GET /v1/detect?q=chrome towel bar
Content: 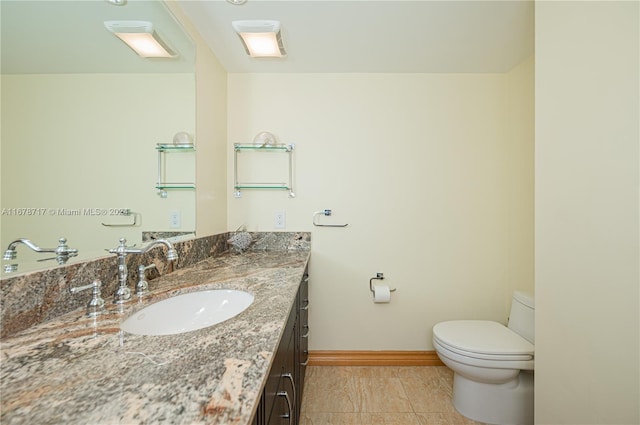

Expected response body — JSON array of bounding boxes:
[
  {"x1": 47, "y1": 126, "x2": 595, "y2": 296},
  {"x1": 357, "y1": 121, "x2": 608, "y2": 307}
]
[{"x1": 312, "y1": 209, "x2": 348, "y2": 227}]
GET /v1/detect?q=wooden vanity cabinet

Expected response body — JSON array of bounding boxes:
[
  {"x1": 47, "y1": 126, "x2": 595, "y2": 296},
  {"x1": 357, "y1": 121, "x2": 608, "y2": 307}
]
[
  {"x1": 296, "y1": 272, "x2": 309, "y2": 422},
  {"x1": 253, "y1": 269, "x2": 309, "y2": 425}
]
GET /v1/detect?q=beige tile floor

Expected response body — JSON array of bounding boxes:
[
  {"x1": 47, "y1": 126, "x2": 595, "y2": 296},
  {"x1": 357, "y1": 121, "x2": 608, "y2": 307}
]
[{"x1": 299, "y1": 366, "x2": 487, "y2": 425}]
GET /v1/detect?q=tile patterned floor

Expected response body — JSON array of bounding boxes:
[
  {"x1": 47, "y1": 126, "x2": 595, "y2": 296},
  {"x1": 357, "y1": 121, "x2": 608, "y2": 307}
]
[{"x1": 299, "y1": 366, "x2": 487, "y2": 425}]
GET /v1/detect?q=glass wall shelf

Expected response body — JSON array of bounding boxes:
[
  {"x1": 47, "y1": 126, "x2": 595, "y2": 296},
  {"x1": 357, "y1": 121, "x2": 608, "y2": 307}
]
[
  {"x1": 156, "y1": 143, "x2": 196, "y2": 197},
  {"x1": 156, "y1": 143, "x2": 196, "y2": 151},
  {"x1": 155, "y1": 183, "x2": 196, "y2": 190},
  {"x1": 234, "y1": 143, "x2": 293, "y2": 151},
  {"x1": 233, "y1": 143, "x2": 295, "y2": 198}
]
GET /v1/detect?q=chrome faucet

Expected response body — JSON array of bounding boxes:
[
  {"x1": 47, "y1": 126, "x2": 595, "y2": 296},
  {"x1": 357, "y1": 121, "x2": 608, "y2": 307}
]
[
  {"x1": 3, "y1": 237, "x2": 78, "y2": 264},
  {"x1": 108, "y1": 238, "x2": 178, "y2": 304}
]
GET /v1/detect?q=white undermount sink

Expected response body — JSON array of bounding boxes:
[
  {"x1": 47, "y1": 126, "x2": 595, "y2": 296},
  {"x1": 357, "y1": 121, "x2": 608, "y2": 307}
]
[{"x1": 120, "y1": 289, "x2": 254, "y2": 336}]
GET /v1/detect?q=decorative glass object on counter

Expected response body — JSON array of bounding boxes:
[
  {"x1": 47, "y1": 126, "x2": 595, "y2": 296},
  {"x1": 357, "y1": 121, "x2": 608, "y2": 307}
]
[{"x1": 227, "y1": 225, "x2": 253, "y2": 253}]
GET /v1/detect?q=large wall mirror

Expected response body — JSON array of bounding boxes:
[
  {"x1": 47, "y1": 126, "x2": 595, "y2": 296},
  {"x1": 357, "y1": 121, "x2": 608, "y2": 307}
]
[{"x1": 1, "y1": 0, "x2": 196, "y2": 274}]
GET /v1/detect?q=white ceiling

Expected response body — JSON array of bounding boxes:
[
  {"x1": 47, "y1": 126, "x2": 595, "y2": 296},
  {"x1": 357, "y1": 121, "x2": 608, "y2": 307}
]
[
  {"x1": 1, "y1": 0, "x2": 534, "y2": 75},
  {"x1": 176, "y1": 0, "x2": 534, "y2": 73},
  {"x1": 1, "y1": 0, "x2": 195, "y2": 74}
]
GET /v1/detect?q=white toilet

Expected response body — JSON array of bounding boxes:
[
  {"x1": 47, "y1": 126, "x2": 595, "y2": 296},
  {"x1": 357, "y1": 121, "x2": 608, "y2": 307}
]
[{"x1": 432, "y1": 291, "x2": 535, "y2": 425}]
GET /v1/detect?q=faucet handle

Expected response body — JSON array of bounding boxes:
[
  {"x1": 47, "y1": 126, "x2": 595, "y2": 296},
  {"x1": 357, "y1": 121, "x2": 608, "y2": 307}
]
[
  {"x1": 55, "y1": 237, "x2": 78, "y2": 264},
  {"x1": 70, "y1": 280, "x2": 105, "y2": 317},
  {"x1": 3, "y1": 247, "x2": 18, "y2": 260},
  {"x1": 108, "y1": 238, "x2": 140, "y2": 255},
  {"x1": 108, "y1": 238, "x2": 128, "y2": 254},
  {"x1": 56, "y1": 237, "x2": 78, "y2": 255},
  {"x1": 136, "y1": 264, "x2": 157, "y2": 296}
]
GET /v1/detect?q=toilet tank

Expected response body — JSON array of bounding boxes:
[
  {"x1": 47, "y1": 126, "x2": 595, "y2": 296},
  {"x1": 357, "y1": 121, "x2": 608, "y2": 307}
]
[{"x1": 507, "y1": 291, "x2": 535, "y2": 344}]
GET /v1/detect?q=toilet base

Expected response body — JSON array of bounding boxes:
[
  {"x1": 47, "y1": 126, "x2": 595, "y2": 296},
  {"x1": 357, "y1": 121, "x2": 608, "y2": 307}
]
[{"x1": 452, "y1": 370, "x2": 534, "y2": 425}]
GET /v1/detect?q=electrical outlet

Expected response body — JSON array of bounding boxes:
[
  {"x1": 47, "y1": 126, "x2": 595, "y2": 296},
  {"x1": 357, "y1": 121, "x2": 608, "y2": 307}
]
[
  {"x1": 275, "y1": 211, "x2": 286, "y2": 229},
  {"x1": 169, "y1": 211, "x2": 181, "y2": 229}
]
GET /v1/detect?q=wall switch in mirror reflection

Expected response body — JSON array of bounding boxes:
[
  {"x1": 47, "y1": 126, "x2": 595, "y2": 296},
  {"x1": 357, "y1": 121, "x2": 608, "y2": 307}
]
[
  {"x1": 169, "y1": 211, "x2": 181, "y2": 229},
  {"x1": 275, "y1": 211, "x2": 286, "y2": 229}
]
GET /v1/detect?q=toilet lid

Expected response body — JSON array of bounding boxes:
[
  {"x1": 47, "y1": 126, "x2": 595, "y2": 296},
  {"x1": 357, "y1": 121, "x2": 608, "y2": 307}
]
[{"x1": 433, "y1": 320, "x2": 534, "y2": 360}]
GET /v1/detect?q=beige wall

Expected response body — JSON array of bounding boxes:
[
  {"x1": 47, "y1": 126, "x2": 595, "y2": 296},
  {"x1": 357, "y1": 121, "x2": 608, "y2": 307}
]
[
  {"x1": 168, "y1": 0, "x2": 228, "y2": 237},
  {"x1": 535, "y1": 1, "x2": 639, "y2": 423},
  {"x1": 228, "y1": 65, "x2": 534, "y2": 350},
  {"x1": 506, "y1": 56, "x2": 535, "y2": 300},
  {"x1": 1, "y1": 73, "x2": 195, "y2": 261}
]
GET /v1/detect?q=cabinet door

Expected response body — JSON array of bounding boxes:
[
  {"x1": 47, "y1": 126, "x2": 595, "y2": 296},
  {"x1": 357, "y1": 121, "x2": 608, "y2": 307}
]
[
  {"x1": 296, "y1": 271, "x2": 310, "y2": 421},
  {"x1": 261, "y1": 268, "x2": 308, "y2": 425},
  {"x1": 252, "y1": 392, "x2": 265, "y2": 425},
  {"x1": 267, "y1": 376, "x2": 286, "y2": 425},
  {"x1": 284, "y1": 326, "x2": 296, "y2": 424},
  {"x1": 269, "y1": 327, "x2": 296, "y2": 425},
  {"x1": 264, "y1": 362, "x2": 283, "y2": 424},
  {"x1": 265, "y1": 296, "x2": 297, "y2": 425}
]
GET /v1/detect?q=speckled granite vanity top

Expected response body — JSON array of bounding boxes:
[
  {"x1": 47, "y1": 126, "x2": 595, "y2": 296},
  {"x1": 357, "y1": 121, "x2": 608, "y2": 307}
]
[{"x1": 1, "y1": 250, "x2": 310, "y2": 425}]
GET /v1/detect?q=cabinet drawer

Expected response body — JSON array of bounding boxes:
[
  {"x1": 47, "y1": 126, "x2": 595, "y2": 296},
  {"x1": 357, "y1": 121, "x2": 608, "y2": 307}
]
[
  {"x1": 255, "y1": 266, "x2": 309, "y2": 425},
  {"x1": 265, "y1": 298, "x2": 297, "y2": 424}
]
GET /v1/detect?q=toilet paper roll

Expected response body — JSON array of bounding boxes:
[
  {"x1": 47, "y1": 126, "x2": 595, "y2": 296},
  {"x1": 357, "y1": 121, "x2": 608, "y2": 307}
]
[{"x1": 373, "y1": 285, "x2": 391, "y2": 303}]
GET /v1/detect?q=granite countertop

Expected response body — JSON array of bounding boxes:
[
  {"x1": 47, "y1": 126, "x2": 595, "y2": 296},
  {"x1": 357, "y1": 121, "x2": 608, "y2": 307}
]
[{"x1": 0, "y1": 250, "x2": 310, "y2": 425}]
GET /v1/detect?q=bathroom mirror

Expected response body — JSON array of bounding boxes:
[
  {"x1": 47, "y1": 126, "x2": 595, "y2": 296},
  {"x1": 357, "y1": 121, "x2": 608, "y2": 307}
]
[{"x1": 0, "y1": 0, "x2": 197, "y2": 274}]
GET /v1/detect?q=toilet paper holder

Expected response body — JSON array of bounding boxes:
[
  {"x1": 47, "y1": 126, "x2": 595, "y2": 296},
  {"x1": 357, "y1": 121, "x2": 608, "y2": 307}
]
[{"x1": 369, "y1": 272, "x2": 396, "y2": 294}]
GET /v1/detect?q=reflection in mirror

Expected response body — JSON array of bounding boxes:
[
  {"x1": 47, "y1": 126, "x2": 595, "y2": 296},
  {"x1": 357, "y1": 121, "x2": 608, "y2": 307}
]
[{"x1": 0, "y1": 0, "x2": 197, "y2": 275}]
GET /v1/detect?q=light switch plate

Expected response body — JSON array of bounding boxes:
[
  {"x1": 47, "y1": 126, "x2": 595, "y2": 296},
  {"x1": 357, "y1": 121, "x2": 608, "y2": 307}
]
[
  {"x1": 275, "y1": 211, "x2": 286, "y2": 229},
  {"x1": 169, "y1": 211, "x2": 181, "y2": 228}
]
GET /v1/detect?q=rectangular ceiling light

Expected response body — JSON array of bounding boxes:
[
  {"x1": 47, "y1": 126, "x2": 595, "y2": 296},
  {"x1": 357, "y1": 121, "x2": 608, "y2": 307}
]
[
  {"x1": 232, "y1": 20, "x2": 286, "y2": 58},
  {"x1": 104, "y1": 21, "x2": 176, "y2": 58}
]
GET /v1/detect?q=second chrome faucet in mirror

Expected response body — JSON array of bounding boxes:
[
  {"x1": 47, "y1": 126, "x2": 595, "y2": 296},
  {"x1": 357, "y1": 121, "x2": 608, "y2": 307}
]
[{"x1": 3, "y1": 237, "x2": 78, "y2": 264}]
